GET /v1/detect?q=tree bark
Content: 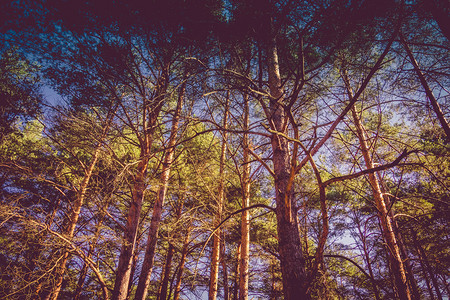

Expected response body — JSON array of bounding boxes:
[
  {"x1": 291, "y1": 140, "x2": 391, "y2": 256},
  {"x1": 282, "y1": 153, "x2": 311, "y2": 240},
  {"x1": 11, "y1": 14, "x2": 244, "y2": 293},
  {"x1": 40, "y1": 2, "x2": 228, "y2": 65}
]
[
  {"x1": 387, "y1": 200, "x2": 421, "y2": 299},
  {"x1": 112, "y1": 148, "x2": 150, "y2": 300},
  {"x1": 159, "y1": 201, "x2": 185, "y2": 300},
  {"x1": 209, "y1": 94, "x2": 229, "y2": 300},
  {"x1": 46, "y1": 152, "x2": 99, "y2": 300},
  {"x1": 134, "y1": 74, "x2": 185, "y2": 300}
]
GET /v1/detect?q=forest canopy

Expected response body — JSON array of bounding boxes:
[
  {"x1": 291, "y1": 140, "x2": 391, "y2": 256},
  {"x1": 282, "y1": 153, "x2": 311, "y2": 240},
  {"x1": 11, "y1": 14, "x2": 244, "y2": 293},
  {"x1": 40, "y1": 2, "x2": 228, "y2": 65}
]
[{"x1": 0, "y1": 0, "x2": 449, "y2": 299}]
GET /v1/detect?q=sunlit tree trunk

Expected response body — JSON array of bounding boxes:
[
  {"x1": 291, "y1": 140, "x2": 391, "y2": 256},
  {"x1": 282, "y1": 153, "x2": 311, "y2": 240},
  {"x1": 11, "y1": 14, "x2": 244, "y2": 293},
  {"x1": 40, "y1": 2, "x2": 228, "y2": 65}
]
[
  {"x1": 47, "y1": 149, "x2": 106, "y2": 300},
  {"x1": 239, "y1": 93, "x2": 251, "y2": 300},
  {"x1": 345, "y1": 92, "x2": 411, "y2": 299},
  {"x1": 221, "y1": 233, "x2": 230, "y2": 300},
  {"x1": 127, "y1": 248, "x2": 139, "y2": 296},
  {"x1": 113, "y1": 71, "x2": 169, "y2": 300},
  {"x1": 134, "y1": 74, "x2": 185, "y2": 300},
  {"x1": 386, "y1": 198, "x2": 421, "y2": 299},
  {"x1": 209, "y1": 94, "x2": 229, "y2": 300},
  {"x1": 233, "y1": 243, "x2": 241, "y2": 300}
]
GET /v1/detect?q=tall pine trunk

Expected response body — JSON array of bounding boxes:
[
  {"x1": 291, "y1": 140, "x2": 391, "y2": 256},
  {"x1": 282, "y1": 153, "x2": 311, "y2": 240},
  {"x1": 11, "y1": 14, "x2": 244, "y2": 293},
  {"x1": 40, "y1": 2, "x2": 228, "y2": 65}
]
[
  {"x1": 209, "y1": 94, "x2": 229, "y2": 300},
  {"x1": 158, "y1": 202, "x2": 185, "y2": 300},
  {"x1": 158, "y1": 244, "x2": 175, "y2": 300},
  {"x1": 134, "y1": 76, "x2": 186, "y2": 300},
  {"x1": 233, "y1": 243, "x2": 241, "y2": 300},
  {"x1": 401, "y1": 34, "x2": 450, "y2": 141},
  {"x1": 239, "y1": 93, "x2": 250, "y2": 300},
  {"x1": 221, "y1": 233, "x2": 230, "y2": 300},
  {"x1": 173, "y1": 223, "x2": 191, "y2": 300},
  {"x1": 113, "y1": 71, "x2": 168, "y2": 300},
  {"x1": 387, "y1": 198, "x2": 421, "y2": 299},
  {"x1": 348, "y1": 103, "x2": 411, "y2": 300},
  {"x1": 267, "y1": 30, "x2": 310, "y2": 300}
]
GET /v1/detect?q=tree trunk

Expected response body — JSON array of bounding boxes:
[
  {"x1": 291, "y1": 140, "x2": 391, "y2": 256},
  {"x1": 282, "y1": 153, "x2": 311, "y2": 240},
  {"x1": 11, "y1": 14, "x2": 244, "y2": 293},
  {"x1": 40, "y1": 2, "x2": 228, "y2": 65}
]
[
  {"x1": 46, "y1": 149, "x2": 101, "y2": 300},
  {"x1": 159, "y1": 201, "x2": 185, "y2": 300},
  {"x1": 267, "y1": 31, "x2": 309, "y2": 300},
  {"x1": 357, "y1": 217, "x2": 381, "y2": 300},
  {"x1": 387, "y1": 201, "x2": 421, "y2": 299},
  {"x1": 173, "y1": 226, "x2": 191, "y2": 300},
  {"x1": 134, "y1": 74, "x2": 185, "y2": 300},
  {"x1": 400, "y1": 34, "x2": 450, "y2": 141},
  {"x1": 112, "y1": 154, "x2": 149, "y2": 300},
  {"x1": 339, "y1": 64, "x2": 411, "y2": 299},
  {"x1": 233, "y1": 243, "x2": 241, "y2": 300},
  {"x1": 411, "y1": 229, "x2": 443, "y2": 300},
  {"x1": 113, "y1": 71, "x2": 168, "y2": 300},
  {"x1": 238, "y1": 93, "x2": 251, "y2": 300},
  {"x1": 348, "y1": 103, "x2": 411, "y2": 300},
  {"x1": 221, "y1": 232, "x2": 229, "y2": 300},
  {"x1": 127, "y1": 248, "x2": 139, "y2": 297},
  {"x1": 158, "y1": 243, "x2": 175, "y2": 300},
  {"x1": 209, "y1": 94, "x2": 229, "y2": 300}
]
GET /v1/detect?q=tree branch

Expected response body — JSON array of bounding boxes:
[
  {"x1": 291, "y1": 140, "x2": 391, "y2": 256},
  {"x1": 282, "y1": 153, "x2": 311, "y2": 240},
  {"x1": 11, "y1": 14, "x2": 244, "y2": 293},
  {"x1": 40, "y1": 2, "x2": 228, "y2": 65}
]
[{"x1": 322, "y1": 149, "x2": 415, "y2": 187}]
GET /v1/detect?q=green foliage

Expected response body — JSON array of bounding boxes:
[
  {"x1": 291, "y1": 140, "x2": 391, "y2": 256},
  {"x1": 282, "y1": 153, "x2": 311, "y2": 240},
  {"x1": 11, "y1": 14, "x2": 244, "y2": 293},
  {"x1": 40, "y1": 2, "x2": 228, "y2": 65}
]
[{"x1": 0, "y1": 48, "x2": 42, "y2": 140}]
